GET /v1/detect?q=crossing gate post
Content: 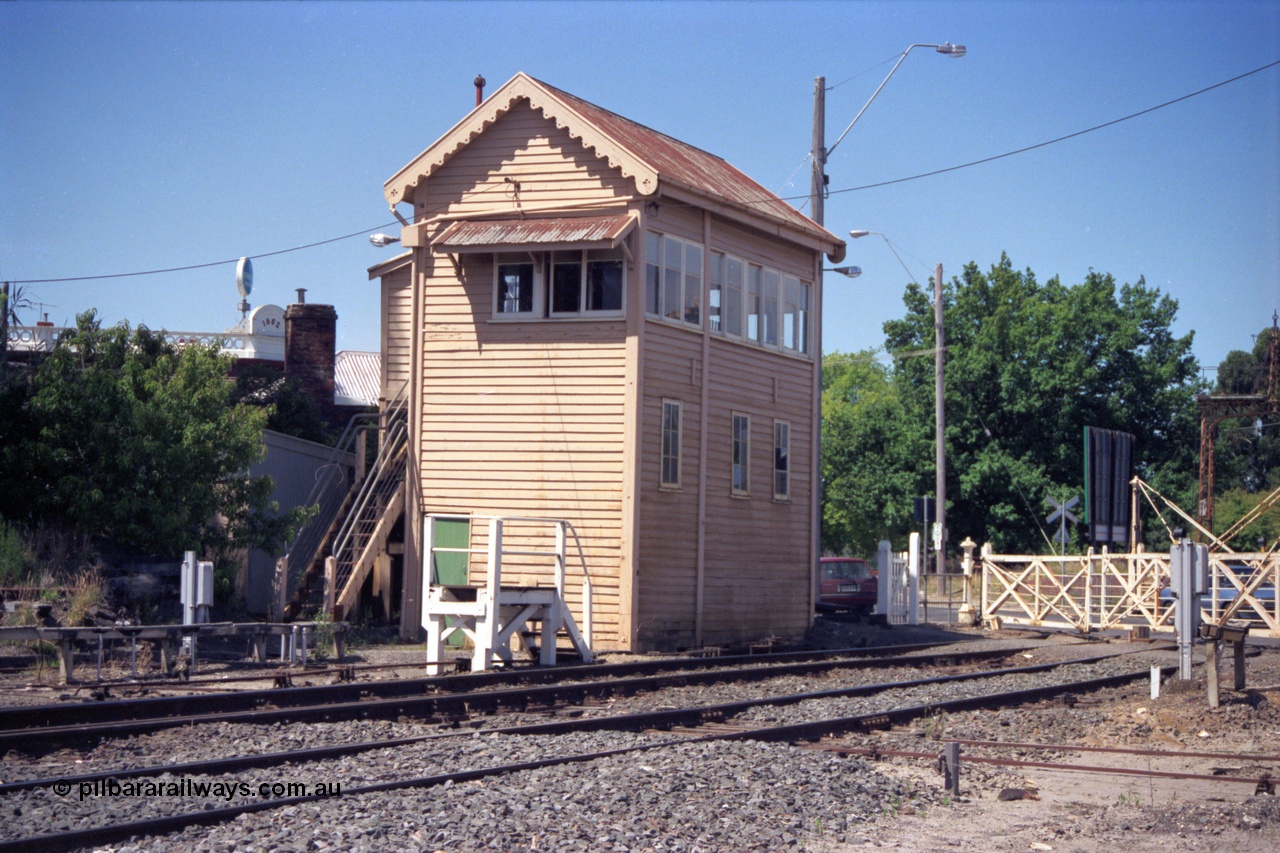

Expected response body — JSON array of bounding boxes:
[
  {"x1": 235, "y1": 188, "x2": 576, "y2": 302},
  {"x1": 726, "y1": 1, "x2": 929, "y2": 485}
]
[{"x1": 1171, "y1": 538, "x2": 1209, "y2": 680}]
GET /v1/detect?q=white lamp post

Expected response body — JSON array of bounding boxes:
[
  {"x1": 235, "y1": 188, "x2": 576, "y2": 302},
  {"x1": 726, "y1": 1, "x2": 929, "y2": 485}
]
[
  {"x1": 851, "y1": 230, "x2": 947, "y2": 575},
  {"x1": 811, "y1": 42, "x2": 965, "y2": 225}
]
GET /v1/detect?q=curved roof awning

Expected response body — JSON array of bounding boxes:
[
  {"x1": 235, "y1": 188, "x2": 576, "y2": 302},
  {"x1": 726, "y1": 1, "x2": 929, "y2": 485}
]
[{"x1": 432, "y1": 213, "x2": 637, "y2": 253}]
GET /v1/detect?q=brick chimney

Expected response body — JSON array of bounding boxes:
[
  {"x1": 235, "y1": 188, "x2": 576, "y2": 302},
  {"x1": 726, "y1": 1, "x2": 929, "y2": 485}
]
[{"x1": 284, "y1": 301, "x2": 338, "y2": 426}]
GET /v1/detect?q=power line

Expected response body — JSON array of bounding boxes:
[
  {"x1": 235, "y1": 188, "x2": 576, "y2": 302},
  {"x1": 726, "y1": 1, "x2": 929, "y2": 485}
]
[
  {"x1": 826, "y1": 53, "x2": 904, "y2": 92},
  {"x1": 7, "y1": 180, "x2": 515, "y2": 286},
  {"x1": 652, "y1": 57, "x2": 1280, "y2": 215},
  {"x1": 9, "y1": 222, "x2": 403, "y2": 285},
  {"x1": 10, "y1": 58, "x2": 1278, "y2": 285},
  {"x1": 824, "y1": 57, "x2": 1280, "y2": 198}
]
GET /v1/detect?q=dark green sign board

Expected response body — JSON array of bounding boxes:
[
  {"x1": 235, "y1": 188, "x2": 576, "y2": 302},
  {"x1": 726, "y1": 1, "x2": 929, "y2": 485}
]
[{"x1": 1083, "y1": 427, "x2": 1134, "y2": 549}]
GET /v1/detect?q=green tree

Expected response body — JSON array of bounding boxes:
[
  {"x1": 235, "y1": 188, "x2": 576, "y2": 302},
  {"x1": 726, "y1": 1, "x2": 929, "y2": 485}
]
[
  {"x1": 873, "y1": 254, "x2": 1201, "y2": 554},
  {"x1": 231, "y1": 361, "x2": 335, "y2": 446},
  {"x1": 3, "y1": 311, "x2": 308, "y2": 557},
  {"x1": 1207, "y1": 323, "x2": 1279, "y2": 548},
  {"x1": 820, "y1": 351, "x2": 925, "y2": 556}
]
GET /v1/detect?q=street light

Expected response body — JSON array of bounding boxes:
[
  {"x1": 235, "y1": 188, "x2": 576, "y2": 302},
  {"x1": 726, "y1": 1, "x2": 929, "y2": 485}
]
[
  {"x1": 824, "y1": 265, "x2": 862, "y2": 279},
  {"x1": 369, "y1": 233, "x2": 401, "y2": 248},
  {"x1": 851, "y1": 229, "x2": 948, "y2": 575},
  {"x1": 811, "y1": 42, "x2": 966, "y2": 226}
]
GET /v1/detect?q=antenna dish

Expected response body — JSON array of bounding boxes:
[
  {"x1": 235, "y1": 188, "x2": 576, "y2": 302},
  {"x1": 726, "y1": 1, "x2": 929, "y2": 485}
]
[{"x1": 236, "y1": 257, "x2": 254, "y2": 298}]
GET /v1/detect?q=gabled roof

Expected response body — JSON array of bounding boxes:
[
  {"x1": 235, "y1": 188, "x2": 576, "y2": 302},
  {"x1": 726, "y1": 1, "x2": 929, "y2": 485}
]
[
  {"x1": 367, "y1": 250, "x2": 412, "y2": 281},
  {"x1": 384, "y1": 72, "x2": 842, "y2": 257}
]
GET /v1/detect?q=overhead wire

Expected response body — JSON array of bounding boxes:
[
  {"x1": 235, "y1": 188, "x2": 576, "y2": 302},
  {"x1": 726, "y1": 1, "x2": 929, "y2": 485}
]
[
  {"x1": 7, "y1": 180, "x2": 514, "y2": 285},
  {"x1": 825, "y1": 53, "x2": 904, "y2": 91},
  {"x1": 822, "y1": 57, "x2": 1280, "y2": 199},
  {"x1": 777, "y1": 152, "x2": 812, "y2": 199},
  {"x1": 9, "y1": 58, "x2": 1278, "y2": 286}
]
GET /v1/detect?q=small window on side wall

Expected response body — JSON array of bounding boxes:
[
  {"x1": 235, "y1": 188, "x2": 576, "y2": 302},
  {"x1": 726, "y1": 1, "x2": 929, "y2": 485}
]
[
  {"x1": 661, "y1": 399, "x2": 682, "y2": 488},
  {"x1": 732, "y1": 412, "x2": 750, "y2": 496},
  {"x1": 773, "y1": 420, "x2": 790, "y2": 500}
]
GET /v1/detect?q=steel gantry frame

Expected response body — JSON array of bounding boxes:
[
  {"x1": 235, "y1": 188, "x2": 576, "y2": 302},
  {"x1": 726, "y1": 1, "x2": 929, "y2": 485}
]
[{"x1": 1197, "y1": 318, "x2": 1278, "y2": 536}]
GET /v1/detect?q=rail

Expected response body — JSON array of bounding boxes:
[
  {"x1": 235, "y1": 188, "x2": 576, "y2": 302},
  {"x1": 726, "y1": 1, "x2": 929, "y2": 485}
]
[{"x1": 0, "y1": 621, "x2": 345, "y2": 684}]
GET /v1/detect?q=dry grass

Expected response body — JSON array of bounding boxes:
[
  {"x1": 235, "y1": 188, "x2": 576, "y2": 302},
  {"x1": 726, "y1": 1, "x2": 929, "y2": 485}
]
[{"x1": 65, "y1": 569, "x2": 104, "y2": 627}]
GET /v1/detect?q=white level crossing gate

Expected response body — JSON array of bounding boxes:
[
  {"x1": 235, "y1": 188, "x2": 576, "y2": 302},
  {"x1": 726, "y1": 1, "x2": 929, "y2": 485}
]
[{"x1": 981, "y1": 545, "x2": 1280, "y2": 637}]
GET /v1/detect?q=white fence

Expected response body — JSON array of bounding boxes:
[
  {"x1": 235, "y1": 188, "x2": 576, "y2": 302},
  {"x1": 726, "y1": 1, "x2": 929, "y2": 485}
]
[
  {"x1": 981, "y1": 546, "x2": 1279, "y2": 637},
  {"x1": 876, "y1": 533, "x2": 921, "y2": 625}
]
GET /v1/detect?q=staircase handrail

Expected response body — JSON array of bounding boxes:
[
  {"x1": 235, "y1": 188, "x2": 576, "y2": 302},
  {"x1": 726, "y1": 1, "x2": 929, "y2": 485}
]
[
  {"x1": 330, "y1": 415, "x2": 409, "y2": 576},
  {"x1": 278, "y1": 379, "x2": 409, "y2": 603}
]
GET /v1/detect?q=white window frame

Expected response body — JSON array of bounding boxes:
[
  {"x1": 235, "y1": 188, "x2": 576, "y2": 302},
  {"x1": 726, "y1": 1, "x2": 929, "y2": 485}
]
[
  {"x1": 761, "y1": 268, "x2": 779, "y2": 347},
  {"x1": 796, "y1": 281, "x2": 810, "y2": 354},
  {"x1": 493, "y1": 253, "x2": 541, "y2": 319},
  {"x1": 746, "y1": 264, "x2": 762, "y2": 343},
  {"x1": 549, "y1": 248, "x2": 625, "y2": 318},
  {"x1": 731, "y1": 412, "x2": 751, "y2": 496},
  {"x1": 660, "y1": 399, "x2": 682, "y2": 489},
  {"x1": 708, "y1": 252, "x2": 724, "y2": 334},
  {"x1": 708, "y1": 255, "x2": 811, "y2": 356},
  {"x1": 773, "y1": 419, "x2": 790, "y2": 500},
  {"x1": 645, "y1": 230, "x2": 703, "y2": 329}
]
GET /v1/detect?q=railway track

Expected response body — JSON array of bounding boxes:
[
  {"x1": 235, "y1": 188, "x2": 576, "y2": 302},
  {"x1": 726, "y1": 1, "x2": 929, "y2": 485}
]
[
  {"x1": 0, "y1": 641, "x2": 1044, "y2": 748},
  {"x1": 2, "y1": 643, "x2": 1237, "y2": 853}
]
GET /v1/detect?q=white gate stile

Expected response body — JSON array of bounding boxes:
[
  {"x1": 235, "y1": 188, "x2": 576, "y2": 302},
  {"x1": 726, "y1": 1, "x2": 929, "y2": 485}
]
[{"x1": 877, "y1": 533, "x2": 921, "y2": 625}]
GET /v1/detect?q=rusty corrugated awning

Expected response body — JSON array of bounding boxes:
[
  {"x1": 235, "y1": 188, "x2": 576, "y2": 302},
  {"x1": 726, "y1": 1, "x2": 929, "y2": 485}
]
[{"x1": 432, "y1": 214, "x2": 637, "y2": 253}]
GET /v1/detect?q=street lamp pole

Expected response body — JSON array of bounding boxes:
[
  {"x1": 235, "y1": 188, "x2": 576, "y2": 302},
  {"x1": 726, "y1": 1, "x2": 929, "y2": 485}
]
[
  {"x1": 934, "y1": 262, "x2": 946, "y2": 575},
  {"x1": 811, "y1": 76, "x2": 827, "y2": 227},
  {"x1": 850, "y1": 232, "x2": 947, "y2": 574},
  {"x1": 809, "y1": 42, "x2": 965, "y2": 227}
]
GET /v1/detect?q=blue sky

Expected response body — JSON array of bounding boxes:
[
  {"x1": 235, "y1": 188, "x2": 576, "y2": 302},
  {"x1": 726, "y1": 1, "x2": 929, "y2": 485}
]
[{"x1": 2, "y1": 1, "x2": 1277, "y2": 373}]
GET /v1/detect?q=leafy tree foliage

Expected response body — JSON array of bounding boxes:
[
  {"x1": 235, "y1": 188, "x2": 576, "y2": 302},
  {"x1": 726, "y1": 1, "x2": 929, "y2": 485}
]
[
  {"x1": 1207, "y1": 323, "x2": 1279, "y2": 549},
  {"x1": 231, "y1": 361, "x2": 335, "y2": 446},
  {"x1": 821, "y1": 351, "x2": 926, "y2": 556},
  {"x1": 825, "y1": 254, "x2": 1201, "y2": 557},
  {"x1": 0, "y1": 311, "x2": 308, "y2": 558}
]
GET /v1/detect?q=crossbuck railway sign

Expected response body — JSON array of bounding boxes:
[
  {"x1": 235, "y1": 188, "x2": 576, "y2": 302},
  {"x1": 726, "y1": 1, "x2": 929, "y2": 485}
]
[{"x1": 1046, "y1": 495, "x2": 1079, "y2": 551}]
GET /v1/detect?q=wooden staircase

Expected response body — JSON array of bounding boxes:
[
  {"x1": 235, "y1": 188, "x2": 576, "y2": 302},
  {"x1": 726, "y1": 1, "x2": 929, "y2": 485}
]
[{"x1": 274, "y1": 383, "x2": 408, "y2": 621}]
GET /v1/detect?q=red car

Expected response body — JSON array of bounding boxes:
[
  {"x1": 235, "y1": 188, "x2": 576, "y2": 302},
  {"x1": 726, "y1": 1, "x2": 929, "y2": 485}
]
[{"x1": 816, "y1": 557, "x2": 878, "y2": 614}]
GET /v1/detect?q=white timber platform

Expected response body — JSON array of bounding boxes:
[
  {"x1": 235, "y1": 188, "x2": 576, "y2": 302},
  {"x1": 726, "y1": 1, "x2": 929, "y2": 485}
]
[{"x1": 422, "y1": 515, "x2": 594, "y2": 674}]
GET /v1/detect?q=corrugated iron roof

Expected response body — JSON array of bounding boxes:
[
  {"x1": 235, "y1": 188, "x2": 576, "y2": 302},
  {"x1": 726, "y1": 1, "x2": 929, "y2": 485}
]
[
  {"x1": 433, "y1": 214, "x2": 636, "y2": 252},
  {"x1": 535, "y1": 78, "x2": 827, "y2": 241},
  {"x1": 384, "y1": 73, "x2": 843, "y2": 259},
  {"x1": 334, "y1": 350, "x2": 381, "y2": 407}
]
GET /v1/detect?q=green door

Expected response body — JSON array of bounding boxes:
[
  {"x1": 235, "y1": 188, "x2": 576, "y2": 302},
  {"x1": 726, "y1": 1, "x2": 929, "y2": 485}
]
[
  {"x1": 431, "y1": 518, "x2": 471, "y2": 586},
  {"x1": 430, "y1": 517, "x2": 471, "y2": 647}
]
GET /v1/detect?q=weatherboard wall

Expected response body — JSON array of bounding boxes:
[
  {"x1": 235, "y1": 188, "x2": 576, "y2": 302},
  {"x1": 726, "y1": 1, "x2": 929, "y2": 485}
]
[{"x1": 378, "y1": 84, "x2": 830, "y2": 652}]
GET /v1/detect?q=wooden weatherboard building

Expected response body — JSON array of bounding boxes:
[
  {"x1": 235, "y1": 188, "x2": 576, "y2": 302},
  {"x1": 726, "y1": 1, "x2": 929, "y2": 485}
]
[{"x1": 370, "y1": 73, "x2": 845, "y2": 652}]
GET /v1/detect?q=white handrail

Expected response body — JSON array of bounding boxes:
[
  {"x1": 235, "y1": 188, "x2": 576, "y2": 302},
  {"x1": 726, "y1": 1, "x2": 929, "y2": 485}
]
[{"x1": 424, "y1": 513, "x2": 594, "y2": 650}]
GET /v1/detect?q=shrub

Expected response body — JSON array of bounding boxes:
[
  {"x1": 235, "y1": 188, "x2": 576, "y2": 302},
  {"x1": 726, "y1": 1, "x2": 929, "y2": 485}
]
[{"x1": 0, "y1": 521, "x2": 31, "y2": 585}]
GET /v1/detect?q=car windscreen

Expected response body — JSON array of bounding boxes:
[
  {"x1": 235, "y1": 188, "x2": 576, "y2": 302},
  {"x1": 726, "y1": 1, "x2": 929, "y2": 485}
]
[{"x1": 822, "y1": 561, "x2": 870, "y2": 580}]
